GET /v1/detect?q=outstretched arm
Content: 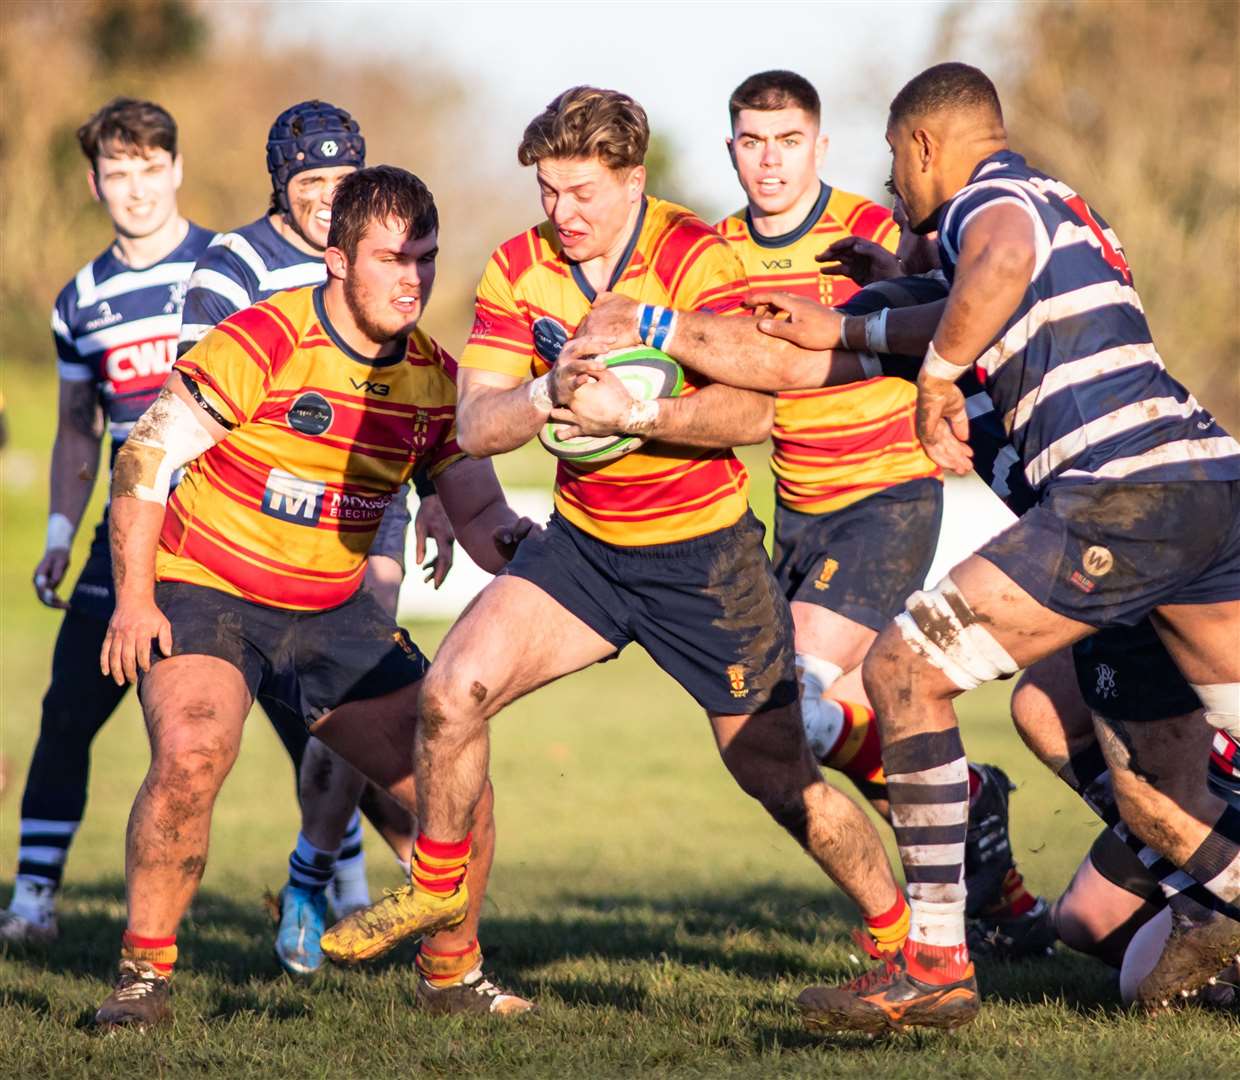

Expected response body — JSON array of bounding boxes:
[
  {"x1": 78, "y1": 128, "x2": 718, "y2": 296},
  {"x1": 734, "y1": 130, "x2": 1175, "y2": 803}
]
[{"x1": 432, "y1": 456, "x2": 537, "y2": 574}]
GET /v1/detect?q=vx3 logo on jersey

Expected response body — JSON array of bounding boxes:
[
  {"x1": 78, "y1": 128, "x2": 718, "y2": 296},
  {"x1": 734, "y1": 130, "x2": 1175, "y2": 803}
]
[
  {"x1": 350, "y1": 378, "x2": 390, "y2": 396},
  {"x1": 761, "y1": 258, "x2": 792, "y2": 270}
]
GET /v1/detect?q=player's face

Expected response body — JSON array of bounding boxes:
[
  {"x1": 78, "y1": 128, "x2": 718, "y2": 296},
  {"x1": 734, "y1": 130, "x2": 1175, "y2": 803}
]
[
  {"x1": 886, "y1": 120, "x2": 937, "y2": 234},
  {"x1": 285, "y1": 165, "x2": 358, "y2": 250},
  {"x1": 89, "y1": 148, "x2": 182, "y2": 239},
  {"x1": 892, "y1": 196, "x2": 940, "y2": 275},
  {"x1": 535, "y1": 158, "x2": 645, "y2": 262},
  {"x1": 728, "y1": 107, "x2": 826, "y2": 215},
  {"x1": 335, "y1": 221, "x2": 438, "y2": 345}
]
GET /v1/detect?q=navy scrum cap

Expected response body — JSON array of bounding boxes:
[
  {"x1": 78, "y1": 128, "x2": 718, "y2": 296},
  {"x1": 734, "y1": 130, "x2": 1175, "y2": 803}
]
[{"x1": 266, "y1": 100, "x2": 365, "y2": 212}]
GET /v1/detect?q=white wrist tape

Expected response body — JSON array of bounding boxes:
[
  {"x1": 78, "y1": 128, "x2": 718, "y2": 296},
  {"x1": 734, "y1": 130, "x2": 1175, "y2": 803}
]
[
  {"x1": 858, "y1": 352, "x2": 883, "y2": 380},
  {"x1": 922, "y1": 340, "x2": 973, "y2": 382},
  {"x1": 624, "y1": 397, "x2": 659, "y2": 435},
  {"x1": 527, "y1": 373, "x2": 553, "y2": 414},
  {"x1": 46, "y1": 512, "x2": 75, "y2": 551},
  {"x1": 838, "y1": 316, "x2": 857, "y2": 352},
  {"x1": 115, "y1": 389, "x2": 215, "y2": 506},
  {"x1": 863, "y1": 308, "x2": 890, "y2": 355}
]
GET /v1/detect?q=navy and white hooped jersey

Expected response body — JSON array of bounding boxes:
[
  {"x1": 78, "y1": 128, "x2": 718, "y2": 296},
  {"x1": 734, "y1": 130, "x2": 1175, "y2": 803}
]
[
  {"x1": 52, "y1": 222, "x2": 215, "y2": 466},
  {"x1": 178, "y1": 215, "x2": 325, "y2": 356},
  {"x1": 938, "y1": 150, "x2": 1240, "y2": 494}
]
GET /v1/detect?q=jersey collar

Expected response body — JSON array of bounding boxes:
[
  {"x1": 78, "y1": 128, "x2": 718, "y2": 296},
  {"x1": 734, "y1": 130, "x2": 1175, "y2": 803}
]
[
  {"x1": 313, "y1": 284, "x2": 407, "y2": 368},
  {"x1": 569, "y1": 196, "x2": 649, "y2": 303},
  {"x1": 744, "y1": 181, "x2": 831, "y2": 249}
]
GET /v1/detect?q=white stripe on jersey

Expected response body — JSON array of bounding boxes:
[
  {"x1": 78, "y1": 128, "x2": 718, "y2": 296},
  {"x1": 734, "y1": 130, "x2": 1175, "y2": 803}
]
[
  {"x1": 74, "y1": 262, "x2": 97, "y2": 307},
  {"x1": 976, "y1": 280, "x2": 1147, "y2": 376},
  {"x1": 51, "y1": 308, "x2": 72, "y2": 344},
  {"x1": 1057, "y1": 436, "x2": 1240, "y2": 483},
  {"x1": 1005, "y1": 342, "x2": 1164, "y2": 434},
  {"x1": 949, "y1": 187, "x2": 1053, "y2": 280},
  {"x1": 58, "y1": 361, "x2": 94, "y2": 382},
  {"x1": 1026, "y1": 396, "x2": 1204, "y2": 486},
  {"x1": 207, "y1": 231, "x2": 326, "y2": 294},
  {"x1": 85, "y1": 261, "x2": 200, "y2": 304},
  {"x1": 184, "y1": 267, "x2": 252, "y2": 316},
  {"x1": 178, "y1": 322, "x2": 215, "y2": 346},
  {"x1": 74, "y1": 312, "x2": 182, "y2": 357}
]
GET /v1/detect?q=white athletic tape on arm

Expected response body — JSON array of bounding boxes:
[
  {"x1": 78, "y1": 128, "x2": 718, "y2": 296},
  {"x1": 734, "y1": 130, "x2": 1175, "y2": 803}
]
[
  {"x1": 858, "y1": 352, "x2": 883, "y2": 380},
  {"x1": 796, "y1": 653, "x2": 847, "y2": 760},
  {"x1": 46, "y1": 513, "x2": 75, "y2": 551},
  {"x1": 863, "y1": 308, "x2": 890, "y2": 355},
  {"x1": 1191, "y1": 682, "x2": 1240, "y2": 740},
  {"x1": 922, "y1": 340, "x2": 973, "y2": 382},
  {"x1": 527, "y1": 373, "x2": 553, "y2": 414},
  {"x1": 121, "y1": 391, "x2": 216, "y2": 506},
  {"x1": 624, "y1": 397, "x2": 659, "y2": 436},
  {"x1": 896, "y1": 575, "x2": 1019, "y2": 691}
]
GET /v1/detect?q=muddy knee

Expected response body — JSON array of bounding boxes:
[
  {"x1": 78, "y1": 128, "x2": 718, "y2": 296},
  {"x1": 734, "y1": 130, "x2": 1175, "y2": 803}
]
[{"x1": 418, "y1": 670, "x2": 488, "y2": 744}]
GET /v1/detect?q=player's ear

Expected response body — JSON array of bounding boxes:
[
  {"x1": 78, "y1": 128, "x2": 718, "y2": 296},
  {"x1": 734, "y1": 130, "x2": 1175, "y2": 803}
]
[
  {"x1": 171, "y1": 153, "x2": 184, "y2": 192},
  {"x1": 814, "y1": 133, "x2": 829, "y2": 169},
  {"x1": 914, "y1": 128, "x2": 934, "y2": 171},
  {"x1": 628, "y1": 164, "x2": 646, "y2": 201},
  {"x1": 725, "y1": 136, "x2": 737, "y2": 169},
  {"x1": 324, "y1": 246, "x2": 348, "y2": 280},
  {"x1": 86, "y1": 167, "x2": 101, "y2": 203}
]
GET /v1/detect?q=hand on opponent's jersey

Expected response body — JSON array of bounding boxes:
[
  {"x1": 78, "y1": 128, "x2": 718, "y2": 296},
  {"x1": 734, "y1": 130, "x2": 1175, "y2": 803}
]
[
  {"x1": 102, "y1": 597, "x2": 173, "y2": 686},
  {"x1": 815, "y1": 236, "x2": 903, "y2": 286},
  {"x1": 747, "y1": 290, "x2": 843, "y2": 351},
  {"x1": 915, "y1": 371, "x2": 973, "y2": 476},
  {"x1": 33, "y1": 548, "x2": 72, "y2": 610}
]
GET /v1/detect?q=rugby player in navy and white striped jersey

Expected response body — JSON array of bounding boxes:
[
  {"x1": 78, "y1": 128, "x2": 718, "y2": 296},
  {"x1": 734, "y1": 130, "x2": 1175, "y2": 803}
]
[
  {"x1": 779, "y1": 61, "x2": 1240, "y2": 1033},
  {"x1": 176, "y1": 101, "x2": 456, "y2": 977},
  {"x1": 0, "y1": 98, "x2": 214, "y2": 945}
]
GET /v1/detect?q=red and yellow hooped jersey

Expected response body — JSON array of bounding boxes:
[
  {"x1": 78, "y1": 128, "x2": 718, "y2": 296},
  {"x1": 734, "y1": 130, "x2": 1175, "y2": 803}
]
[
  {"x1": 161, "y1": 285, "x2": 463, "y2": 610},
  {"x1": 463, "y1": 195, "x2": 751, "y2": 546},
  {"x1": 717, "y1": 184, "x2": 939, "y2": 514}
]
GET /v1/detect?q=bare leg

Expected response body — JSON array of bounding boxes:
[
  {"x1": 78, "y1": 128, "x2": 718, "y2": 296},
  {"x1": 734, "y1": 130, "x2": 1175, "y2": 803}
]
[
  {"x1": 298, "y1": 738, "x2": 367, "y2": 851},
  {"x1": 126, "y1": 655, "x2": 251, "y2": 937}
]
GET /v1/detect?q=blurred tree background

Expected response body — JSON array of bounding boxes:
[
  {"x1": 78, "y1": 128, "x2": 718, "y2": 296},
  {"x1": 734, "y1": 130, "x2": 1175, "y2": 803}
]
[{"x1": 1, "y1": 0, "x2": 1236, "y2": 428}]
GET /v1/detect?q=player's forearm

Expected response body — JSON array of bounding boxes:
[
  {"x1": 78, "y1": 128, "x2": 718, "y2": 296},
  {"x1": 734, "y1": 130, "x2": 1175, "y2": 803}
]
[
  {"x1": 669, "y1": 312, "x2": 851, "y2": 391},
  {"x1": 839, "y1": 300, "x2": 947, "y2": 361},
  {"x1": 48, "y1": 427, "x2": 102, "y2": 529},
  {"x1": 650, "y1": 385, "x2": 774, "y2": 448},
  {"x1": 456, "y1": 382, "x2": 549, "y2": 458},
  {"x1": 107, "y1": 495, "x2": 165, "y2": 603},
  {"x1": 456, "y1": 497, "x2": 519, "y2": 574}
]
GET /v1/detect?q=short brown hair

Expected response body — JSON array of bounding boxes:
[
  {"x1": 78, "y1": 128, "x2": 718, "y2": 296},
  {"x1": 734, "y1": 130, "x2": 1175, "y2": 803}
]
[
  {"x1": 327, "y1": 165, "x2": 438, "y2": 259},
  {"x1": 889, "y1": 63, "x2": 1003, "y2": 126},
  {"x1": 517, "y1": 86, "x2": 649, "y2": 170},
  {"x1": 77, "y1": 97, "x2": 178, "y2": 170},
  {"x1": 729, "y1": 71, "x2": 821, "y2": 126}
]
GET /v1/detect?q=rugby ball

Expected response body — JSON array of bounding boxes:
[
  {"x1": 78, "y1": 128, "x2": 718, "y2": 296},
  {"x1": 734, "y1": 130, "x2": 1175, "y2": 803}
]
[{"x1": 538, "y1": 346, "x2": 684, "y2": 464}]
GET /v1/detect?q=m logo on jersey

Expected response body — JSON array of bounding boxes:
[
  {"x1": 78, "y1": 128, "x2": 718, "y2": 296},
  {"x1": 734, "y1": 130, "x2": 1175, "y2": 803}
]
[
  {"x1": 262, "y1": 469, "x2": 325, "y2": 525},
  {"x1": 533, "y1": 317, "x2": 568, "y2": 364},
  {"x1": 287, "y1": 392, "x2": 334, "y2": 435},
  {"x1": 320, "y1": 140, "x2": 340, "y2": 158}
]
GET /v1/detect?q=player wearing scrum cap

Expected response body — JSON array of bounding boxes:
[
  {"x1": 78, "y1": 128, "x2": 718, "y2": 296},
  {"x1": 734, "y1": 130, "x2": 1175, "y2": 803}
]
[
  {"x1": 178, "y1": 100, "x2": 454, "y2": 976},
  {"x1": 1, "y1": 98, "x2": 213, "y2": 947}
]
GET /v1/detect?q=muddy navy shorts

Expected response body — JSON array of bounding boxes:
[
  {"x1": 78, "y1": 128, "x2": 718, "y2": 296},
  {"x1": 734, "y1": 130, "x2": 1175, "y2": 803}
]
[
  {"x1": 978, "y1": 480, "x2": 1240, "y2": 628},
  {"x1": 1073, "y1": 620, "x2": 1200, "y2": 724},
  {"x1": 145, "y1": 581, "x2": 428, "y2": 727},
  {"x1": 502, "y1": 510, "x2": 797, "y2": 715},
  {"x1": 772, "y1": 477, "x2": 943, "y2": 632}
]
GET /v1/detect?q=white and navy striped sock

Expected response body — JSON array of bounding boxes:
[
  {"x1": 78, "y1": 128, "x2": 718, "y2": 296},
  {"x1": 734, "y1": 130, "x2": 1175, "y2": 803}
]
[
  {"x1": 16, "y1": 818, "x2": 77, "y2": 891},
  {"x1": 329, "y1": 811, "x2": 370, "y2": 909},
  {"x1": 885, "y1": 728, "x2": 970, "y2": 950},
  {"x1": 288, "y1": 832, "x2": 336, "y2": 895}
]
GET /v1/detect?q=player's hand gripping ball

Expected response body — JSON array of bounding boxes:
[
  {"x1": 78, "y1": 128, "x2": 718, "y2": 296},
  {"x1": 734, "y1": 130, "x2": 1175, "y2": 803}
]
[{"x1": 539, "y1": 346, "x2": 684, "y2": 464}]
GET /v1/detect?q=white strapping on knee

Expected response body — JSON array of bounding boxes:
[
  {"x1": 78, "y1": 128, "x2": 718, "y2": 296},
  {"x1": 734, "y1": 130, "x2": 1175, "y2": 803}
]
[
  {"x1": 1190, "y1": 682, "x2": 1240, "y2": 740},
  {"x1": 895, "y1": 575, "x2": 1019, "y2": 692},
  {"x1": 796, "y1": 654, "x2": 845, "y2": 759}
]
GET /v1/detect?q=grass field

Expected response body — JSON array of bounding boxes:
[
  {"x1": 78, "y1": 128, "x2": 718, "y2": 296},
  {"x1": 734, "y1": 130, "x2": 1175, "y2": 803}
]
[{"x1": 1, "y1": 369, "x2": 1235, "y2": 1077}]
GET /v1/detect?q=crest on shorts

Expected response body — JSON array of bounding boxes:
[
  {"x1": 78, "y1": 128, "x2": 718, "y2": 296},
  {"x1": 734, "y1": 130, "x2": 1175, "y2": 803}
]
[
  {"x1": 726, "y1": 663, "x2": 748, "y2": 698},
  {"x1": 1094, "y1": 663, "x2": 1118, "y2": 700},
  {"x1": 813, "y1": 557, "x2": 840, "y2": 592},
  {"x1": 1082, "y1": 545, "x2": 1114, "y2": 577}
]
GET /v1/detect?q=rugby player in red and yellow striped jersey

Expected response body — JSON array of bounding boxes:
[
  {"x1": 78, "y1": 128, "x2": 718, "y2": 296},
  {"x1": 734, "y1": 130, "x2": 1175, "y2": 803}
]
[
  {"x1": 331, "y1": 87, "x2": 908, "y2": 967},
  {"x1": 94, "y1": 167, "x2": 536, "y2": 1029}
]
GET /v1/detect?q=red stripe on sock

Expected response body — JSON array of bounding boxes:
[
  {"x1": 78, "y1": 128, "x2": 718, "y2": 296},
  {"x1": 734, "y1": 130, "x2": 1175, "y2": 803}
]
[
  {"x1": 123, "y1": 931, "x2": 177, "y2": 949},
  {"x1": 415, "y1": 832, "x2": 472, "y2": 860},
  {"x1": 866, "y1": 892, "x2": 908, "y2": 929},
  {"x1": 420, "y1": 938, "x2": 479, "y2": 959}
]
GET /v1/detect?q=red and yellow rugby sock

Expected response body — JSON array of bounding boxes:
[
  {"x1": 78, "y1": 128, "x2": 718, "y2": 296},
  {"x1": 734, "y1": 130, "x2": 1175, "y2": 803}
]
[
  {"x1": 864, "y1": 892, "x2": 910, "y2": 955},
  {"x1": 411, "y1": 832, "x2": 471, "y2": 897},
  {"x1": 824, "y1": 701, "x2": 887, "y2": 796},
  {"x1": 121, "y1": 930, "x2": 177, "y2": 976},
  {"x1": 903, "y1": 938, "x2": 973, "y2": 984},
  {"x1": 416, "y1": 938, "x2": 483, "y2": 986},
  {"x1": 984, "y1": 867, "x2": 1037, "y2": 918}
]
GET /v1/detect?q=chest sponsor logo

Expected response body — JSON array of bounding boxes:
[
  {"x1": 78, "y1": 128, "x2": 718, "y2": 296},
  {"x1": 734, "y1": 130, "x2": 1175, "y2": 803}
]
[
  {"x1": 532, "y1": 316, "x2": 568, "y2": 364},
  {"x1": 106, "y1": 337, "x2": 177, "y2": 383},
  {"x1": 287, "y1": 391, "x2": 334, "y2": 435},
  {"x1": 85, "y1": 301, "x2": 123, "y2": 331},
  {"x1": 349, "y1": 377, "x2": 390, "y2": 396},
  {"x1": 325, "y1": 489, "x2": 392, "y2": 523},
  {"x1": 761, "y1": 258, "x2": 793, "y2": 270},
  {"x1": 262, "y1": 469, "x2": 325, "y2": 525}
]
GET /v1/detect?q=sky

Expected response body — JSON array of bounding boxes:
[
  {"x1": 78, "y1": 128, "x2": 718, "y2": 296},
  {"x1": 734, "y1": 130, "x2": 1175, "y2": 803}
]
[{"x1": 265, "y1": 0, "x2": 1017, "y2": 220}]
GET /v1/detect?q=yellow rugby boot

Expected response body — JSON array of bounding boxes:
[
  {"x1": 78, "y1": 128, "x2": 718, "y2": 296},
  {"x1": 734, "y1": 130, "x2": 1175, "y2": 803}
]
[{"x1": 320, "y1": 881, "x2": 469, "y2": 965}]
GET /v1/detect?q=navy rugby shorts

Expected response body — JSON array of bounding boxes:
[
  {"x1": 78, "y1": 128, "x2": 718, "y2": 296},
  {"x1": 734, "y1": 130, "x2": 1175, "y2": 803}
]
[
  {"x1": 978, "y1": 479, "x2": 1240, "y2": 628},
  {"x1": 1073, "y1": 620, "x2": 1200, "y2": 724},
  {"x1": 144, "y1": 581, "x2": 428, "y2": 726},
  {"x1": 501, "y1": 510, "x2": 798, "y2": 715},
  {"x1": 772, "y1": 477, "x2": 943, "y2": 632}
]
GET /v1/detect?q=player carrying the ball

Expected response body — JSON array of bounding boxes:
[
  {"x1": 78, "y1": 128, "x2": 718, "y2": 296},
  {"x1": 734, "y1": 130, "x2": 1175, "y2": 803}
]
[{"x1": 321, "y1": 86, "x2": 917, "y2": 968}]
